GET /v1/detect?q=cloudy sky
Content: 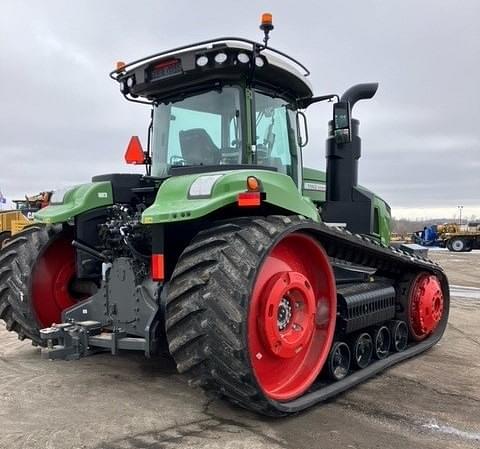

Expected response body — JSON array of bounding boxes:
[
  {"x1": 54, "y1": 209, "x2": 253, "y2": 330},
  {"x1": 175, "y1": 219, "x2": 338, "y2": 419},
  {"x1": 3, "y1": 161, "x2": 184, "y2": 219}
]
[{"x1": 0, "y1": 1, "x2": 479, "y2": 219}]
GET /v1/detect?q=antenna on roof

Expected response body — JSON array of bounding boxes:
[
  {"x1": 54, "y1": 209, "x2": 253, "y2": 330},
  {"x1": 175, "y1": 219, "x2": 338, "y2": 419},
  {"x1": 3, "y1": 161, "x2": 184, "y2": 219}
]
[{"x1": 260, "y1": 13, "x2": 274, "y2": 48}]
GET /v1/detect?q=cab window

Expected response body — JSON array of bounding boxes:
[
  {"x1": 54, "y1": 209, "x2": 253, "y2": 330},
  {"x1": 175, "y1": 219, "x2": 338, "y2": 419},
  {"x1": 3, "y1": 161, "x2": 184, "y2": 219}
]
[
  {"x1": 254, "y1": 91, "x2": 297, "y2": 180},
  {"x1": 151, "y1": 87, "x2": 242, "y2": 177}
]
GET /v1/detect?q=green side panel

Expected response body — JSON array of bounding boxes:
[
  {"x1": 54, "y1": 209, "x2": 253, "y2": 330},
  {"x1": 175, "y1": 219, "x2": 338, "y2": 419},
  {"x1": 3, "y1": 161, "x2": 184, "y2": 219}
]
[
  {"x1": 303, "y1": 167, "x2": 391, "y2": 244},
  {"x1": 34, "y1": 182, "x2": 113, "y2": 224},
  {"x1": 373, "y1": 195, "x2": 391, "y2": 245},
  {"x1": 354, "y1": 185, "x2": 391, "y2": 245},
  {"x1": 302, "y1": 167, "x2": 326, "y2": 203},
  {"x1": 141, "y1": 169, "x2": 319, "y2": 224}
]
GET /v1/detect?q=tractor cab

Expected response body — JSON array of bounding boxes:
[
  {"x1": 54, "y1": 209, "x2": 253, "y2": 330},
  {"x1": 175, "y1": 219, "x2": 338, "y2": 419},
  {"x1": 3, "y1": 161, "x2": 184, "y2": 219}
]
[{"x1": 113, "y1": 35, "x2": 314, "y2": 187}]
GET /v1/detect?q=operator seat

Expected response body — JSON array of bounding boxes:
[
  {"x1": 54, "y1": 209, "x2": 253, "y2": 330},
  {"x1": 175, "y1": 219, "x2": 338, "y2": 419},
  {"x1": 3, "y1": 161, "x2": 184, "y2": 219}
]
[{"x1": 179, "y1": 129, "x2": 220, "y2": 165}]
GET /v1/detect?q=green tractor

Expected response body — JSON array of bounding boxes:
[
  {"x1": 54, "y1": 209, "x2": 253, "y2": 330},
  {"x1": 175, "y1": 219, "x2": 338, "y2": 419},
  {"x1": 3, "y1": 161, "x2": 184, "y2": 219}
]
[{"x1": 0, "y1": 16, "x2": 449, "y2": 415}]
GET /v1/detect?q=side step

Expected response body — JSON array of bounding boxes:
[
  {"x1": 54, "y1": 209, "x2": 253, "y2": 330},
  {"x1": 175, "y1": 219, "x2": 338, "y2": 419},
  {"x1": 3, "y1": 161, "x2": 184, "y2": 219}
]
[
  {"x1": 40, "y1": 321, "x2": 147, "y2": 360},
  {"x1": 399, "y1": 243, "x2": 429, "y2": 257}
]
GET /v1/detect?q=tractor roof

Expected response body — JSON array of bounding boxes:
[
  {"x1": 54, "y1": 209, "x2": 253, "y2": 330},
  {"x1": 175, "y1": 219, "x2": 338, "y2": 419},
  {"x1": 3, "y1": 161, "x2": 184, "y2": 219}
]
[{"x1": 111, "y1": 38, "x2": 313, "y2": 104}]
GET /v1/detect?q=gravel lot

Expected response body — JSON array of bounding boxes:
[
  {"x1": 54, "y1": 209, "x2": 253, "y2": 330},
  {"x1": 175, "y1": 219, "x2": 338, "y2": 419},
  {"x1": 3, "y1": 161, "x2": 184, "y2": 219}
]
[{"x1": 1, "y1": 249, "x2": 479, "y2": 449}]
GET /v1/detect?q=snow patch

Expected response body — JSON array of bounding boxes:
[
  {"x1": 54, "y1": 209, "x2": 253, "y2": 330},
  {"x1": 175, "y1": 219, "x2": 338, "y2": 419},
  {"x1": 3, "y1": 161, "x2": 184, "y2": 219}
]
[
  {"x1": 422, "y1": 419, "x2": 480, "y2": 442},
  {"x1": 450, "y1": 285, "x2": 480, "y2": 300}
]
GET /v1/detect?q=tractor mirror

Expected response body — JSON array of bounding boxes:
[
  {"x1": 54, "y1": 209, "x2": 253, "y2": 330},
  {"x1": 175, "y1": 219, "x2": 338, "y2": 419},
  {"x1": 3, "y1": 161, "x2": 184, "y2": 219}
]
[
  {"x1": 333, "y1": 102, "x2": 352, "y2": 144},
  {"x1": 296, "y1": 111, "x2": 309, "y2": 148},
  {"x1": 124, "y1": 136, "x2": 146, "y2": 165}
]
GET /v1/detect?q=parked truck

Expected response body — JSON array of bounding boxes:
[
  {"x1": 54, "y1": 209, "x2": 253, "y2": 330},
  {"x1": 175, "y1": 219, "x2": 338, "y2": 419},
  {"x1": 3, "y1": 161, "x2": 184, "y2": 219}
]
[{"x1": 443, "y1": 222, "x2": 480, "y2": 252}]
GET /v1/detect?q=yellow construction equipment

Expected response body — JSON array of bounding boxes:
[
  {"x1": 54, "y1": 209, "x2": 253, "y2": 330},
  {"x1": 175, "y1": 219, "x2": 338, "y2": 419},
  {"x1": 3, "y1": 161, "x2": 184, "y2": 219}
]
[{"x1": 0, "y1": 192, "x2": 52, "y2": 246}]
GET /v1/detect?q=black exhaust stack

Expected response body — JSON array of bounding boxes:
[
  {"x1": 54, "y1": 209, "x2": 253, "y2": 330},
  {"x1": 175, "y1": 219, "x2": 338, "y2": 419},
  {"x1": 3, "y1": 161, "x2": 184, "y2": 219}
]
[{"x1": 322, "y1": 83, "x2": 379, "y2": 235}]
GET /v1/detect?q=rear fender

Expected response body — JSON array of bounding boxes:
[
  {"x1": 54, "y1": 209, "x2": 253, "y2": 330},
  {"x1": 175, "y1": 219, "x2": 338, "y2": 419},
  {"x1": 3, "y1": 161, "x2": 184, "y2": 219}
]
[
  {"x1": 34, "y1": 182, "x2": 113, "y2": 224},
  {"x1": 141, "y1": 170, "x2": 319, "y2": 224}
]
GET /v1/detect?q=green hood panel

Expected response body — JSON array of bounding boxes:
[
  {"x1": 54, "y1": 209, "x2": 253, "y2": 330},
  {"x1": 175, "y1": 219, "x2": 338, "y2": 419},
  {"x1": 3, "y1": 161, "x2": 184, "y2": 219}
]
[
  {"x1": 35, "y1": 182, "x2": 113, "y2": 224},
  {"x1": 142, "y1": 169, "x2": 319, "y2": 224}
]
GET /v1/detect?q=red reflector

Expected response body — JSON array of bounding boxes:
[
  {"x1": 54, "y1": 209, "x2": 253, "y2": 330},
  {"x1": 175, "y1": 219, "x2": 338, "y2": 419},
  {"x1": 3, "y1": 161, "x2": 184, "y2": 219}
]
[
  {"x1": 124, "y1": 136, "x2": 145, "y2": 165},
  {"x1": 151, "y1": 254, "x2": 165, "y2": 281},
  {"x1": 237, "y1": 191, "x2": 261, "y2": 207}
]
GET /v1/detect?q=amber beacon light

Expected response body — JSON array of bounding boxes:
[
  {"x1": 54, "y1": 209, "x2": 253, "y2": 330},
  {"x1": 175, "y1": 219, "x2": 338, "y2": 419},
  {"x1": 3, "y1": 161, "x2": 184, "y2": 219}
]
[
  {"x1": 260, "y1": 13, "x2": 274, "y2": 46},
  {"x1": 261, "y1": 13, "x2": 273, "y2": 29}
]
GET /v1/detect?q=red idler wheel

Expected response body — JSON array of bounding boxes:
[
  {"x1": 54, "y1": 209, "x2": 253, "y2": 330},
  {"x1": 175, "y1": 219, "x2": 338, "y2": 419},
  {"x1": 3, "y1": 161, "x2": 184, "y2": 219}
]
[
  {"x1": 31, "y1": 236, "x2": 77, "y2": 327},
  {"x1": 408, "y1": 273, "x2": 444, "y2": 341},
  {"x1": 248, "y1": 233, "x2": 336, "y2": 401}
]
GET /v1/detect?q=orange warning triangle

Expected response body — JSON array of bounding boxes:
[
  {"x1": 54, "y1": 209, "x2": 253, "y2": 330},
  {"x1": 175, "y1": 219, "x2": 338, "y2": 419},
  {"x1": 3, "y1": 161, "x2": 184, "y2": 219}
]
[{"x1": 124, "y1": 136, "x2": 145, "y2": 165}]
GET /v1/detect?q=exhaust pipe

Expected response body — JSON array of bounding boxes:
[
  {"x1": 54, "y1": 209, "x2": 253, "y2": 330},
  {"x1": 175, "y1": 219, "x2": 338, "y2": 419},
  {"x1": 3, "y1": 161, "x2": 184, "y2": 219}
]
[
  {"x1": 323, "y1": 83, "x2": 379, "y2": 234},
  {"x1": 340, "y1": 83, "x2": 378, "y2": 108}
]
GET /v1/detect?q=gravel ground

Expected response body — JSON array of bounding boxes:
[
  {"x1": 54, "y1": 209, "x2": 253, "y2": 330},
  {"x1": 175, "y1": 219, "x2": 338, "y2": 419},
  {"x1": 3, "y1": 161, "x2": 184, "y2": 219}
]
[{"x1": 0, "y1": 250, "x2": 479, "y2": 449}]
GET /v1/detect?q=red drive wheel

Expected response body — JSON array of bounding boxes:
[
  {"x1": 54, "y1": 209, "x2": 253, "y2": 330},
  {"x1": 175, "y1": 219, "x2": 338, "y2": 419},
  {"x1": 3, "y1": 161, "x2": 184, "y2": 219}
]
[
  {"x1": 248, "y1": 233, "x2": 336, "y2": 401},
  {"x1": 408, "y1": 273, "x2": 444, "y2": 341},
  {"x1": 31, "y1": 236, "x2": 77, "y2": 327}
]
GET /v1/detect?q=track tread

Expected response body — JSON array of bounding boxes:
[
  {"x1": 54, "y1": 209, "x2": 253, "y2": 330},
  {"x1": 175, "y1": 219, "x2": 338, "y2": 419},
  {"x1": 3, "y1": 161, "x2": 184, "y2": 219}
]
[
  {"x1": 165, "y1": 216, "x2": 307, "y2": 416},
  {"x1": 165, "y1": 215, "x2": 449, "y2": 416}
]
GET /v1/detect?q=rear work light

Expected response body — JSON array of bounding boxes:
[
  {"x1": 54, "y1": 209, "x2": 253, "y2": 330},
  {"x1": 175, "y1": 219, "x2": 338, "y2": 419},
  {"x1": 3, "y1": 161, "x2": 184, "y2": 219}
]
[
  {"x1": 255, "y1": 56, "x2": 265, "y2": 67},
  {"x1": 214, "y1": 52, "x2": 227, "y2": 64},
  {"x1": 126, "y1": 76, "x2": 135, "y2": 88},
  {"x1": 237, "y1": 53, "x2": 250, "y2": 64},
  {"x1": 196, "y1": 55, "x2": 209, "y2": 67}
]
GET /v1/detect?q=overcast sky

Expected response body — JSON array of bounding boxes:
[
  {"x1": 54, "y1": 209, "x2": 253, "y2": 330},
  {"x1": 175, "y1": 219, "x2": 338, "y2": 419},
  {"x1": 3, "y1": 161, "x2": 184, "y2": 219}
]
[{"x1": 1, "y1": 1, "x2": 479, "y2": 219}]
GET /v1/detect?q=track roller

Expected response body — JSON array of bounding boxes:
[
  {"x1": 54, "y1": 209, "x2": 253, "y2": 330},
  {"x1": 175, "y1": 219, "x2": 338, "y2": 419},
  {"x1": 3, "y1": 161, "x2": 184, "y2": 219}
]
[
  {"x1": 352, "y1": 332, "x2": 373, "y2": 369},
  {"x1": 327, "y1": 341, "x2": 351, "y2": 381},
  {"x1": 390, "y1": 320, "x2": 408, "y2": 352},
  {"x1": 373, "y1": 325, "x2": 391, "y2": 360}
]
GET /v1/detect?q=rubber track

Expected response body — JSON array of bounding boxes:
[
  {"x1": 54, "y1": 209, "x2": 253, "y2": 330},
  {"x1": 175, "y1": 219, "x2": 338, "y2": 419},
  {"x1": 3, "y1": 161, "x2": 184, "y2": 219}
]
[
  {"x1": 165, "y1": 215, "x2": 449, "y2": 416},
  {"x1": 0, "y1": 225, "x2": 61, "y2": 345}
]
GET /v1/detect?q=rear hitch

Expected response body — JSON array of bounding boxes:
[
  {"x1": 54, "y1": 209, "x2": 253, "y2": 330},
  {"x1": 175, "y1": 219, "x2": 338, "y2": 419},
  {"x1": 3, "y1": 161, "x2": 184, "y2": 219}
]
[
  {"x1": 40, "y1": 321, "x2": 103, "y2": 360},
  {"x1": 39, "y1": 258, "x2": 161, "y2": 361},
  {"x1": 40, "y1": 321, "x2": 149, "y2": 360}
]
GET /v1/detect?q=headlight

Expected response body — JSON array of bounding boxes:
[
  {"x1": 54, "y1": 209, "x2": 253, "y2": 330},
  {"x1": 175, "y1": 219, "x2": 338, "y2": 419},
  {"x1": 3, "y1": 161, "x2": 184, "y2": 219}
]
[{"x1": 188, "y1": 175, "x2": 223, "y2": 198}]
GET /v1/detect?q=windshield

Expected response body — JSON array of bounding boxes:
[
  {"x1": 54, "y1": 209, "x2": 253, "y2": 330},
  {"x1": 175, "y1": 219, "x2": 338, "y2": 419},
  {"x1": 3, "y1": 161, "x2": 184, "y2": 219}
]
[{"x1": 151, "y1": 87, "x2": 243, "y2": 177}]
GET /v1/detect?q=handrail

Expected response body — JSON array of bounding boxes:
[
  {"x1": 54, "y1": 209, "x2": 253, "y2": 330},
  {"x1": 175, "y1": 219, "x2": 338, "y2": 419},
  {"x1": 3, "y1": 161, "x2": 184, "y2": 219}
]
[{"x1": 109, "y1": 37, "x2": 310, "y2": 80}]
